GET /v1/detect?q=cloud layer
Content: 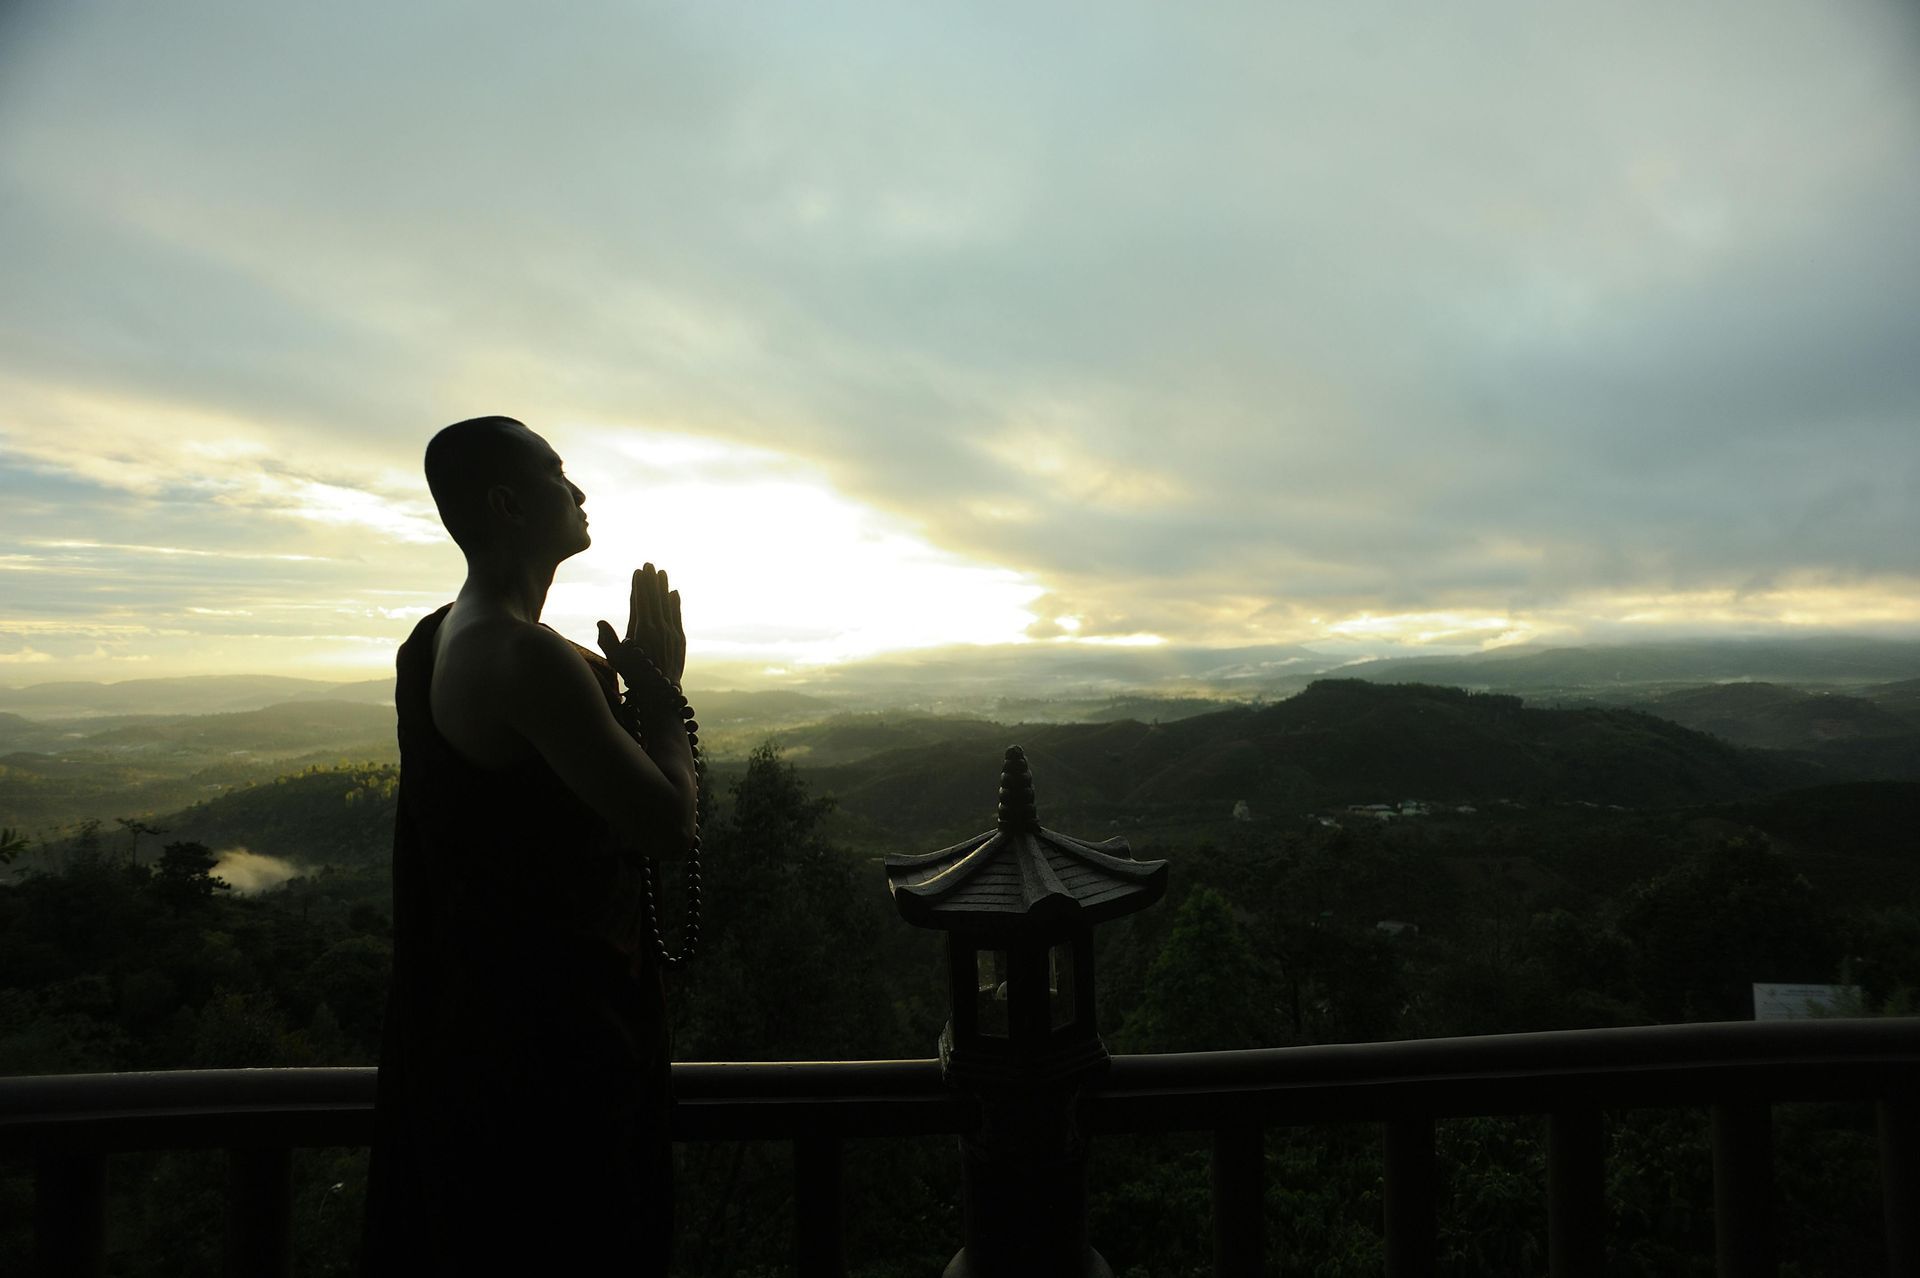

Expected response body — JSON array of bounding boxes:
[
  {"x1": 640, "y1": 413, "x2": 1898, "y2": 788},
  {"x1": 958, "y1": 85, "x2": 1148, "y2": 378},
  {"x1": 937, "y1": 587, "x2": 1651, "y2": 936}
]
[{"x1": 3, "y1": 0, "x2": 1916, "y2": 679}]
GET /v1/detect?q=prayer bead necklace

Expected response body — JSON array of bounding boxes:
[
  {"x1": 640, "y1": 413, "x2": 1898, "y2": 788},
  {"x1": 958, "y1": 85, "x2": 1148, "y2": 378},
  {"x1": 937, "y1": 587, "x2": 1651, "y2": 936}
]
[{"x1": 620, "y1": 653, "x2": 702, "y2": 971}]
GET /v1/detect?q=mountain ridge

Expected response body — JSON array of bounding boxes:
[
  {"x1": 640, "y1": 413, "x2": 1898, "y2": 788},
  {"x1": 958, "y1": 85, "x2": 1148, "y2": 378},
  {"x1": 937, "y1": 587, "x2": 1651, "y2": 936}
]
[{"x1": 804, "y1": 679, "x2": 1817, "y2": 839}]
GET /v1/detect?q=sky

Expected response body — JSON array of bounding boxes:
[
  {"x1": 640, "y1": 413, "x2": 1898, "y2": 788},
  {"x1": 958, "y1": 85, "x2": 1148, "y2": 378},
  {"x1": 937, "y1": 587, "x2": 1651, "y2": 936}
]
[{"x1": 2, "y1": 0, "x2": 1917, "y2": 687}]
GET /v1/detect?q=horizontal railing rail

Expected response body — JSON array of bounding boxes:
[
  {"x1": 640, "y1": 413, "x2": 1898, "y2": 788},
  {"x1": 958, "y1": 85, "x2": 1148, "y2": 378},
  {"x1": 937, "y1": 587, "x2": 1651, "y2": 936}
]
[
  {"x1": 3, "y1": 1019, "x2": 1916, "y2": 1278},
  {"x1": 1087, "y1": 1016, "x2": 1920, "y2": 1128},
  {"x1": 0, "y1": 1057, "x2": 967, "y2": 1150}
]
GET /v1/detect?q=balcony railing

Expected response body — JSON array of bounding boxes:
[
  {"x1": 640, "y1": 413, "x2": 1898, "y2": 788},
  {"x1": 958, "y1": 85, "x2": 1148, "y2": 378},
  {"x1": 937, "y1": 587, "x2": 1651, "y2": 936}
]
[{"x1": 3, "y1": 1018, "x2": 1915, "y2": 1277}]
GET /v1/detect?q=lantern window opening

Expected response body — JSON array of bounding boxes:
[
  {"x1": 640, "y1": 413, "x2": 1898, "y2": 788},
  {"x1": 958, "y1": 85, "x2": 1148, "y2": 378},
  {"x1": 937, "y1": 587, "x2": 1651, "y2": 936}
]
[
  {"x1": 976, "y1": 948, "x2": 1010, "y2": 1038},
  {"x1": 1048, "y1": 941, "x2": 1076, "y2": 1032}
]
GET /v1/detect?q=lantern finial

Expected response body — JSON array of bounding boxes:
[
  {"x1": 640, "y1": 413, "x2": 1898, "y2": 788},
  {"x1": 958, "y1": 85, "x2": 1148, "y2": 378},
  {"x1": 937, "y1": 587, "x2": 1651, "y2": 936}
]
[{"x1": 996, "y1": 745, "x2": 1039, "y2": 833}]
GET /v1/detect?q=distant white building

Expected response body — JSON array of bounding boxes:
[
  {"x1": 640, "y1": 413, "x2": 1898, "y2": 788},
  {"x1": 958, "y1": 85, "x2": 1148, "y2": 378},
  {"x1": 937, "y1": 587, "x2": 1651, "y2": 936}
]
[{"x1": 1231, "y1": 800, "x2": 1252, "y2": 822}]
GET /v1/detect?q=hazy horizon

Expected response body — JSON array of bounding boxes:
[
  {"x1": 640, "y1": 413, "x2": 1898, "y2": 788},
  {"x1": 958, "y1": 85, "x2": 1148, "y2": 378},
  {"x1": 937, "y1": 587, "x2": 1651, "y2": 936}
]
[
  {"x1": 5, "y1": 632, "x2": 1920, "y2": 712},
  {"x1": 4, "y1": 1, "x2": 1917, "y2": 683}
]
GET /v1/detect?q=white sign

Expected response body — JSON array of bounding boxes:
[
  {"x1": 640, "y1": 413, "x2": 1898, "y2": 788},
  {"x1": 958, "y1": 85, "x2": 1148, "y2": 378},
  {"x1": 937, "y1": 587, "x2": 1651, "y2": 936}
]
[{"x1": 1751, "y1": 983, "x2": 1860, "y2": 1021}]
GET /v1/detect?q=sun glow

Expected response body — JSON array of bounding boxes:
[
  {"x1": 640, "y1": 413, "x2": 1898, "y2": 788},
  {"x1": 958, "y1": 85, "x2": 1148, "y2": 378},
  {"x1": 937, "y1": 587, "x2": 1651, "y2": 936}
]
[{"x1": 542, "y1": 427, "x2": 1048, "y2": 669}]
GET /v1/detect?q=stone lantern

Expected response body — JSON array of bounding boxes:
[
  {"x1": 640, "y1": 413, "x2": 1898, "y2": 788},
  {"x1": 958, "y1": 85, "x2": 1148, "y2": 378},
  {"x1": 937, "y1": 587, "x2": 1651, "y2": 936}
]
[{"x1": 886, "y1": 746, "x2": 1168, "y2": 1278}]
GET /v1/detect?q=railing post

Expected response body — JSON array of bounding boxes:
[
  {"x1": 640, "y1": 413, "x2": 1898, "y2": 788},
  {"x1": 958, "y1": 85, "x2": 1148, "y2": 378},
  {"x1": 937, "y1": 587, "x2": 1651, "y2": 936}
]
[
  {"x1": 1549, "y1": 1109, "x2": 1604, "y2": 1278},
  {"x1": 35, "y1": 1149, "x2": 106, "y2": 1278},
  {"x1": 1211, "y1": 1125, "x2": 1264, "y2": 1277},
  {"x1": 1883, "y1": 1094, "x2": 1918, "y2": 1278},
  {"x1": 794, "y1": 1135, "x2": 846, "y2": 1278},
  {"x1": 1384, "y1": 1116, "x2": 1436, "y2": 1278},
  {"x1": 1712, "y1": 1101, "x2": 1774, "y2": 1278},
  {"x1": 224, "y1": 1146, "x2": 292, "y2": 1278}
]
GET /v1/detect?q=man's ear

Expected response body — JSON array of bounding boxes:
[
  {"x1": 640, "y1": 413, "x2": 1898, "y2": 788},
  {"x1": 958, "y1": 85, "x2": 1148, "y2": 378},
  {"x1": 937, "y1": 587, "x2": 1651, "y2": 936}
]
[{"x1": 484, "y1": 483, "x2": 522, "y2": 525}]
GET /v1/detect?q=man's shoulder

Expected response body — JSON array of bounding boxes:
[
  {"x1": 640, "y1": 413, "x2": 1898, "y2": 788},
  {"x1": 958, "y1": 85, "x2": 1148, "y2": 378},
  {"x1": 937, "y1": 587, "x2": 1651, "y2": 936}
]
[
  {"x1": 483, "y1": 617, "x2": 585, "y2": 679},
  {"x1": 438, "y1": 613, "x2": 578, "y2": 689}
]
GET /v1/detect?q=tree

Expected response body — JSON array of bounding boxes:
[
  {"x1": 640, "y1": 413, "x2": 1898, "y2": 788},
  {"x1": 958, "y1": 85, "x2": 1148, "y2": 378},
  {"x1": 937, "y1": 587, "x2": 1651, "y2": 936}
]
[
  {"x1": 670, "y1": 742, "x2": 891, "y2": 1061},
  {"x1": 0, "y1": 828, "x2": 28, "y2": 867},
  {"x1": 152, "y1": 841, "x2": 229, "y2": 911},
  {"x1": 67, "y1": 818, "x2": 104, "y2": 871},
  {"x1": 191, "y1": 988, "x2": 290, "y2": 1067},
  {"x1": 665, "y1": 744, "x2": 898, "y2": 1276},
  {"x1": 1114, "y1": 885, "x2": 1279, "y2": 1052},
  {"x1": 115, "y1": 818, "x2": 167, "y2": 870},
  {"x1": 1849, "y1": 905, "x2": 1920, "y2": 1015},
  {"x1": 1620, "y1": 835, "x2": 1839, "y2": 1021},
  {"x1": 303, "y1": 935, "x2": 392, "y2": 1049}
]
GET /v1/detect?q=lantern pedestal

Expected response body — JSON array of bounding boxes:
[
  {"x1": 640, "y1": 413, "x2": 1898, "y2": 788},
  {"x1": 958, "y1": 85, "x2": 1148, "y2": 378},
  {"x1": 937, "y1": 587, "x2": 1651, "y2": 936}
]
[
  {"x1": 945, "y1": 1108, "x2": 1111, "y2": 1278},
  {"x1": 942, "y1": 1031, "x2": 1113, "y2": 1278}
]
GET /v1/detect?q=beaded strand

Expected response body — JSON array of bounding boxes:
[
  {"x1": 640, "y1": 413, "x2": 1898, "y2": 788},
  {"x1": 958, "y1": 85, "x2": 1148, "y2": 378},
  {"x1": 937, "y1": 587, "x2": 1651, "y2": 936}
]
[{"x1": 618, "y1": 652, "x2": 703, "y2": 970}]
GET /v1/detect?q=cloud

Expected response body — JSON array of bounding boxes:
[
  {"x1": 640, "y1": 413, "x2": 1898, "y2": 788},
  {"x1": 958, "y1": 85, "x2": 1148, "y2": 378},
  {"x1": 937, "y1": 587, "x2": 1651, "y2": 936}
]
[
  {"x1": 0, "y1": 0, "x2": 1916, "y2": 679},
  {"x1": 211, "y1": 847, "x2": 304, "y2": 895}
]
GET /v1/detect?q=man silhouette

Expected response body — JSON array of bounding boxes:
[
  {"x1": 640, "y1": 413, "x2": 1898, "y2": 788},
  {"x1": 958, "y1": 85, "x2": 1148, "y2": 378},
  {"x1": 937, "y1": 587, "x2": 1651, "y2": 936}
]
[{"x1": 362, "y1": 416, "x2": 695, "y2": 1275}]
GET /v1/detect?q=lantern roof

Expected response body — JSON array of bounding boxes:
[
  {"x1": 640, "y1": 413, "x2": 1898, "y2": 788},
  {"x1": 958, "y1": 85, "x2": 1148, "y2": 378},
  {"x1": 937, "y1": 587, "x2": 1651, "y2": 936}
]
[{"x1": 885, "y1": 746, "x2": 1168, "y2": 936}]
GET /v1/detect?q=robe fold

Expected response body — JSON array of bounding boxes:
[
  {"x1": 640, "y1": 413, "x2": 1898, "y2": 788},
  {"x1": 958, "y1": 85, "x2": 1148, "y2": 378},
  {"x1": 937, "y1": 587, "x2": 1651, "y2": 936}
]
[{"x1": 362, "y1": 604, "x2": 673, "y2": 1275}]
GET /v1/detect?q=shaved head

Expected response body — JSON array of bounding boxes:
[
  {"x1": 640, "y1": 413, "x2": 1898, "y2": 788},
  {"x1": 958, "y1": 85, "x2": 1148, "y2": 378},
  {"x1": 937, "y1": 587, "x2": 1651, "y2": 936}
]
[{"x1": 423, "y1": 415, "x2": 545, "y2": 552}]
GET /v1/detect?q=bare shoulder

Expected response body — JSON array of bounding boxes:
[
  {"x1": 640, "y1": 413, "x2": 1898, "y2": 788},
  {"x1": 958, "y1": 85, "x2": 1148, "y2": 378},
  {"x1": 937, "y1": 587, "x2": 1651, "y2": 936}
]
[
  {"x1": 498, "y1": 622, "x2": 600, "y2": 695},
  {"x1": 431, "y1": 614, "x2": 593, "y2": 768},
  {"x1": 442, "y1": 616, "x2": 585, "y2": 695}
]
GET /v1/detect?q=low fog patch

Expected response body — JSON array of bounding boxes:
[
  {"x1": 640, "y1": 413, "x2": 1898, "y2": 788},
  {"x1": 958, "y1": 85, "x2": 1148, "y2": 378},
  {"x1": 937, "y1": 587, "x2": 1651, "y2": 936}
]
[{"x1": 212, "y1": 847, "x2": 305, "y2": 895}]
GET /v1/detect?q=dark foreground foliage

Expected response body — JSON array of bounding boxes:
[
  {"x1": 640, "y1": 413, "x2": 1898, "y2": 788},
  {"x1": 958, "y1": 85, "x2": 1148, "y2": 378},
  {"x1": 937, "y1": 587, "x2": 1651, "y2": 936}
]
[{"x1": 1, "y1": 750, "x2": 1915, "y2": 1276}]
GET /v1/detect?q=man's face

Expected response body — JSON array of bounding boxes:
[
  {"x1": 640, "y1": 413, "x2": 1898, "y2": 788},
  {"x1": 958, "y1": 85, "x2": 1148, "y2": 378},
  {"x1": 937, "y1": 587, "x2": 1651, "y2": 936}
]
[{"x1": 503, "y1": 427, "x2": 590, "y2": 558}]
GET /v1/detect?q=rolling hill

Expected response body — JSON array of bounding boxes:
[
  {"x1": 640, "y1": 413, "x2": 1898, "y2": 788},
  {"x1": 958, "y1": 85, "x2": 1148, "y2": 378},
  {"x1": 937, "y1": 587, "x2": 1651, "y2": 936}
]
[
  {"x1": 0, "y1": 675, "x2": 393, "y2": 719},
  {"x1": 7, "y1": 674, "x2": 1907, "y2": 877},
  {"x1": 807, "y1": 679, "x2": 1814, "y2": 839},
  {"x1": 0, "y1": 701, "x2": 399, "y2": 831},
  {"x1": 1626, "y1": 682, "x2": 1920, "y2": 782},
  {"x1": 1341, "y1": 638, "x2": 1920, "y2": 697},
  {"x1": 1862, "y1": 677, "x2": 1920, "y2": 720},
  {"x1": 1643, "y1": 682, "x2": 1917, "y2": 748}
]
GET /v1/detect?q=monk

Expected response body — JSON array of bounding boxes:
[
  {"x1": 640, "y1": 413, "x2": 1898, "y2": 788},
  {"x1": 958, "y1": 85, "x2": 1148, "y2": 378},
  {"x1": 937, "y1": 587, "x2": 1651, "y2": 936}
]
[{"x1": 361, "y1": 416, "x2": 697, "y2": 1275}]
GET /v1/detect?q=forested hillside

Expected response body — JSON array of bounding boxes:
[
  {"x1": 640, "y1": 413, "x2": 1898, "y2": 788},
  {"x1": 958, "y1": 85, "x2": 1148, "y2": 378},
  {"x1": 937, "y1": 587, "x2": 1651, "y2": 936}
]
[
  {"x1": 3, "y1": 736, "x2": 1915, "y2": 1275},
  {"x1": 0, "y1": 676, "x2": 392, "y2": 720},
  {"x1": 1640, "y1": 682, "x2": 1920, "y2": 780},
  {"x1": 3, "y1": 677, "x2": 1917, "y2": 1275},
  {"x1": 0, "y1": 701, "x2": 397, "y2": 831},
  {"x1": 810, "y1": 680, "x2": 1814, "y2": 841}
]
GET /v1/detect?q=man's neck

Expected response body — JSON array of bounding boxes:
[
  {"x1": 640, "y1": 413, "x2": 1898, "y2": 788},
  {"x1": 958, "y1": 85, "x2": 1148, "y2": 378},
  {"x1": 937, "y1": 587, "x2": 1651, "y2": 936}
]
[{"x1": 456, "y1": 554, "x2": 559, "y2": 624}]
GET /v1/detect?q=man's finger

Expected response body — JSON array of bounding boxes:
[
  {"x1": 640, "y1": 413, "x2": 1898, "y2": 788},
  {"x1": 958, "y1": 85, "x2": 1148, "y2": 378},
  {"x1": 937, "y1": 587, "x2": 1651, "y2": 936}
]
[
  {"x1": 670, "y1": 592, "x2": 685, "y2": 677},
  {"x1": 628, "y1": 569, "x2": 642, "y2": 640}
]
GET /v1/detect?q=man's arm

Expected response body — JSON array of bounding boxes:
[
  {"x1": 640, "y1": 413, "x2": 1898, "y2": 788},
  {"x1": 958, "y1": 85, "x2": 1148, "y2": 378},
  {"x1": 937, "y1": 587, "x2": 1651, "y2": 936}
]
[{"x1": 496, "y1": 624, "x2": 698, "y2": 859}]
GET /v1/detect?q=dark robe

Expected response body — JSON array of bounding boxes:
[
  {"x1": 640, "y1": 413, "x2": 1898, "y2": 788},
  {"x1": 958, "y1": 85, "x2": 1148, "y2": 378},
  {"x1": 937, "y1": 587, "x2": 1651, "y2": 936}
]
[{"x1": 361, "y1": 604, "x2": 674, "y2": 1275}]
